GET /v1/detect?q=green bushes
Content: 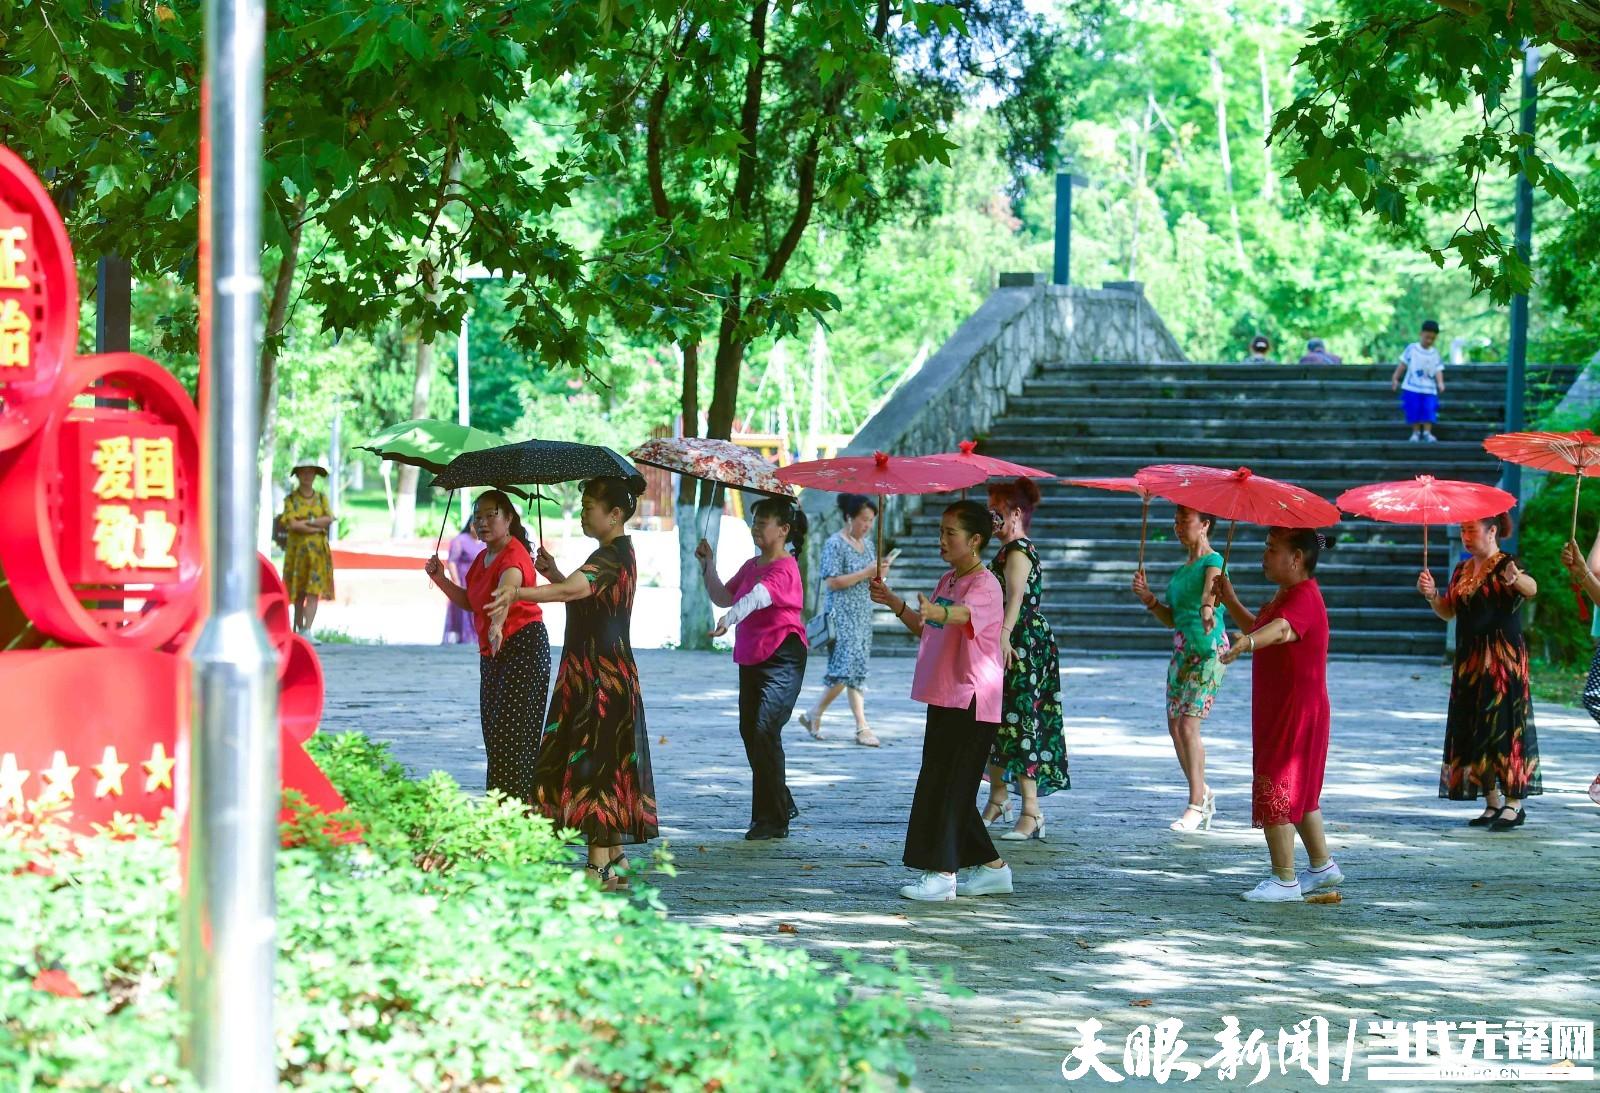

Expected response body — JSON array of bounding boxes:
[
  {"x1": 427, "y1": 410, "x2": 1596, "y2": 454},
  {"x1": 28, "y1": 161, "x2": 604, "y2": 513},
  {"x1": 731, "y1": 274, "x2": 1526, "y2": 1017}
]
[
  {"x1": 1, "y1": 734, "x2": 941, "y2": 1090},
  {"x1": 1519, "y1": 467, "x2": 1600, "y2": 667}
]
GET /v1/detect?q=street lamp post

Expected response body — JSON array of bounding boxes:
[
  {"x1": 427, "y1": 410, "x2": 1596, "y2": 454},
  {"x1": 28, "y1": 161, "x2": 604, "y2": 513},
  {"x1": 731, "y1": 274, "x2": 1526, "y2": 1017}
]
[
  {"x1": 183, "y1": 0, "x2": 279, "y2": 1087},
  {"x1": 1502, "y1": 42, "x2": 1539, "y2": 554}
]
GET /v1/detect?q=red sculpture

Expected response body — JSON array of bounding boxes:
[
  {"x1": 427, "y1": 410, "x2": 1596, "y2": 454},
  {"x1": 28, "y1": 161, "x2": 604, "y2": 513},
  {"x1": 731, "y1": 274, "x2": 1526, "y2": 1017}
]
[{"x1": 0, "y1": 143, "x2": 348, "y2": 836}]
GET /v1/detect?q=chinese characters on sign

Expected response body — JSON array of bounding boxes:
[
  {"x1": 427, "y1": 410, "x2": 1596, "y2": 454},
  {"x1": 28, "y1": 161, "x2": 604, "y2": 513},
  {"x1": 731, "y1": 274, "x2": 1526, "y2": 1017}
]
[
  {"x1": 1062, "y1": 1016, "x2": 1596, "y2": 1085},
  {"x1": 0, "y1": 216, "x2": 37, "y2": 374},
  {"x1": 63, "y1": 423, "x2": 183, "y2": 583}
]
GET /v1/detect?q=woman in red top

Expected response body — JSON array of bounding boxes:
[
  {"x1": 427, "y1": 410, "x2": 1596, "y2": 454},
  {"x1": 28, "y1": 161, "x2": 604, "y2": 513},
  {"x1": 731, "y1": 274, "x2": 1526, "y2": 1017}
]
[
  {"x1": 1216, "y1": 526, "x2": 1342, "y2": 904},
  {"x1": 425, "y1": 489, "x2": 550, "y2": 807}
]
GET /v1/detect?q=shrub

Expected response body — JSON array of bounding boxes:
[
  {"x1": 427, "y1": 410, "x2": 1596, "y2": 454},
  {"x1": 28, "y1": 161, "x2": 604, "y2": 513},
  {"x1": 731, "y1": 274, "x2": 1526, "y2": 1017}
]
[
  {"x1": 1519, "y1": 466, "x2": 1600, "y2": 667},
  {"x1": 1, "y1": 735, "x2": 942, "y2": 1090}
]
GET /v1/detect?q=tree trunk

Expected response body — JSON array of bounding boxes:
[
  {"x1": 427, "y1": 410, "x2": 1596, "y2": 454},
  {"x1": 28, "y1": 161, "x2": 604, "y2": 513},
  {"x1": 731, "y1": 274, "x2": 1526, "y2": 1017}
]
[
  {"x1": 255, "y1": 201, "x2": 306, "y2": 551},
  {"x1": 1258, "y1": 43, "x2": 1275, "y2": 203},
  {"x1": 1129, "y1": 98, "x2": 1152, "y2": 280},
  {"x1": 391, "y1": 328, "x2": 435, "y2": 539},
  {"x1": 1208, "y1": 50, "x2": 1246, "y2": 265},
  {"x1": 675, "y1": 337, "x2": 719, "y2": 651}
]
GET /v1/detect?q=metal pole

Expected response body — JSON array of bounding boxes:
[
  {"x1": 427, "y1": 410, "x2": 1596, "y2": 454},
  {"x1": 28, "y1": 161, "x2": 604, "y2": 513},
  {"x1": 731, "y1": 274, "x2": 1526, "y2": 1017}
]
[
  {"x1": 183, "y1": 0, "x2": 278, "y2": 1085},
  {"x1": 1501, "y1": 42, "x2": 1538, "y2": 554},
  {"x1": 1052, "y1": 172, "x2": 1072, "y2": 286},
  {"x1": 457, "y1": 311, "x2": 470, "y2": 427},
  {"x1": 95, "y1": 255, "x2": 132, "y2": 352}
]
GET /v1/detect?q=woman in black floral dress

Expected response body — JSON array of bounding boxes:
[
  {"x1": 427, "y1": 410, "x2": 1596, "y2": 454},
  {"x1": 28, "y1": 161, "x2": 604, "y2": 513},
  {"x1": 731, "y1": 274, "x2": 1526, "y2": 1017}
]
[
  {"x1": 1417, "y1": 512, "x2": 1541, "y2": 830},
  {"x1": 490, "y1": 477, "x2": 658, "y2": 889},
  {"x1": 980, "y1": 478, "x2": 1068, "y2": 841}
]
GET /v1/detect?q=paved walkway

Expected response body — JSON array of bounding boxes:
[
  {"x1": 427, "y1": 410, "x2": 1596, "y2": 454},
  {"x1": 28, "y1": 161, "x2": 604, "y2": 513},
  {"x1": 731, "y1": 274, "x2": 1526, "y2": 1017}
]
[{"x1": 320, "y1": 646, "x2": 1600, "y2": 1090}]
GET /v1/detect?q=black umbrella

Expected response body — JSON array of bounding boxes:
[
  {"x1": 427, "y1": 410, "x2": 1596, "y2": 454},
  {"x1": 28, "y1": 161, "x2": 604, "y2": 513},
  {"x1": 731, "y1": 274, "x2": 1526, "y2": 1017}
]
[{"x1": 433, "y1": 440, "x2": 646, "y2": 539}]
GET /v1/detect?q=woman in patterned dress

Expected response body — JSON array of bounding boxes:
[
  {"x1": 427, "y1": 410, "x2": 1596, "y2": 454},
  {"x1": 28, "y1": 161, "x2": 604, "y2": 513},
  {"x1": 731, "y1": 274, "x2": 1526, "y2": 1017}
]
[
  {"x1": 281, "y1": 464, "x2": 336, "y2": 637},
  {"x1": 1217, "y1": 527, "x2": 1343, "y2": 903},
  {"x1": 1130, "y1": 506, "x2": 1229, "y2": 831},
  {"x1": 489, "y1": 477, "x2": 657, "y2": 890},
  {"x1": 979, "y1": 478, "x2": 1067, "y2": 842},
  {"x1": 799, "y1": 495, "x2": 886, "y2": 747},
  {"x1": 1418, "y1": 513, "x2": 1541, "y2": 829}
]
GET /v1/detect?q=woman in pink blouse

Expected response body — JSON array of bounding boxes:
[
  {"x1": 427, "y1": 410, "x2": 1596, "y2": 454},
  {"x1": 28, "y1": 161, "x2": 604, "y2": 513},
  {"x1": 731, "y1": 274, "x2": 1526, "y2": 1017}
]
[
  {"x1": 871, "y1": 500, "x2": 1010, "y2": 901},
  {"x1": 697, "y1": 498, "x2": 810, "y2": 841}
]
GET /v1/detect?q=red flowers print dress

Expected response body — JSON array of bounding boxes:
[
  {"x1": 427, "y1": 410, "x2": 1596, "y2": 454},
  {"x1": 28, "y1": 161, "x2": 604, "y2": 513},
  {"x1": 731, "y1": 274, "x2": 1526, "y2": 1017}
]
[
  {"x1": 1439, "y1": 553, "x2": 1541, "y2": 801},
  {"x1": 532, "y1": 537, "x2": 658, "y2": 846}
]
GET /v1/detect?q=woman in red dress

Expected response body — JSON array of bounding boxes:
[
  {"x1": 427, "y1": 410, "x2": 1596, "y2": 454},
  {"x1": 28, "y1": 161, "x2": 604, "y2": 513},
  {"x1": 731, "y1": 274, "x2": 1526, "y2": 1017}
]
[{"x1": 1215, "y1": 527, "x2": 1342, "y2": 904}]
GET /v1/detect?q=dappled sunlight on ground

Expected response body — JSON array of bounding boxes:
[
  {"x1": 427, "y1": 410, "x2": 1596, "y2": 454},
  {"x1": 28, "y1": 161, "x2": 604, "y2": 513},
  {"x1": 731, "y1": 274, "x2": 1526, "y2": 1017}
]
[{"x1": 321, "y1": 646, "x2": 1600, "y2": 1091}]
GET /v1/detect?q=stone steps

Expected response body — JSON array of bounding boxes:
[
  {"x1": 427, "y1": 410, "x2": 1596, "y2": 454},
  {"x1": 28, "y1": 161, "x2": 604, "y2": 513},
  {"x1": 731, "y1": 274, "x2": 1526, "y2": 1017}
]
[{"x1": 869, "y1": 359, "x2": 1574, "y2": 657}]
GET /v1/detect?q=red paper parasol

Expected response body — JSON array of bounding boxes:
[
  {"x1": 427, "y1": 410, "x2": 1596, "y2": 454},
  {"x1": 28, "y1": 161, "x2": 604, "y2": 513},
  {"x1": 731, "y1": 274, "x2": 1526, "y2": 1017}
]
[
  {"x1": 1336, "y1": 475, "x2": 1515, "y2": 569},
  {"x1": 1136, "y1": 464, "x2": 1340, "y2": 563},
  {"x1": 777, "y1": 451, "x2": 987, "y2": 558},
  {"x1": 1063, "y1": 476, "x2": 1155, "y2": 569},
  {"x1": 936, "y1": 440, "x2": 1055, "y2": 480},
  {"x1": 1483, "y1": 430, "x2": 1600, "y2": 539}
]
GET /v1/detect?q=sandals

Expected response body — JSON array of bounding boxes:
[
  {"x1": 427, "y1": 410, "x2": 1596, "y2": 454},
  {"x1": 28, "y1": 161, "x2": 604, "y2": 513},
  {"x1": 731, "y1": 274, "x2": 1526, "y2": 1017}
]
[
  {"x1": 799, "y1": 711, "x2": 824, "y2": 740},
  {"x1": 584, "y1": 854, "x2": 632, "y2": 892},
  {"x1": 981, "y1": 796, "x2": 1015, "y2": 825},
  {"x1": 855, "y1": 725, "x2": 881, "y2": 748}
]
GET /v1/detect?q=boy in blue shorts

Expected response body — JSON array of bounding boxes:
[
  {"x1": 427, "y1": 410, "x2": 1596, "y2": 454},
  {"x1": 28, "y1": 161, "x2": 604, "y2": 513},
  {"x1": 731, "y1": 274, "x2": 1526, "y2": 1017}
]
[{"x1": 1390, "y1": 319, "x2": 1445, "y2": 442}]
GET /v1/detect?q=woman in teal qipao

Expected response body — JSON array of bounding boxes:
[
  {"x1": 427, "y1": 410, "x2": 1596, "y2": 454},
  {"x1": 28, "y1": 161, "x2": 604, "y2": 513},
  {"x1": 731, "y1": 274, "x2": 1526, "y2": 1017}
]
[{"x1": 1131, "y1": 506, "x2": 1229, "y2": 832}]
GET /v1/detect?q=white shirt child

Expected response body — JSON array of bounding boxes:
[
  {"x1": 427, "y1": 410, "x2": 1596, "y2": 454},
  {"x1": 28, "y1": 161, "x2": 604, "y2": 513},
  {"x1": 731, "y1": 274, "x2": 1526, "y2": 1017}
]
[{"x1": 1399, "y1": 343, "x2": 1444, "y2": 395}]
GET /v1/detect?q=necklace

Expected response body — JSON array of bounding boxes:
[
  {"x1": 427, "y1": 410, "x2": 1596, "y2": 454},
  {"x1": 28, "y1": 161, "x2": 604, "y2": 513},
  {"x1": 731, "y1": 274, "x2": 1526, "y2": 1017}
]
[{"x1": 954, "y1": 557, "x2": 983, "y2": 579}]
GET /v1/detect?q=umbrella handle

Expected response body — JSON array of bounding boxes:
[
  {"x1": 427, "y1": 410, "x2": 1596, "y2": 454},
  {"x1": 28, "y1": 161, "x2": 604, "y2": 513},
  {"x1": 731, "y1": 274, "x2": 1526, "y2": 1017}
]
[
  {"x1": 434, "y1": 489, "x2": 456, "y2": 555},
  {"x1": 1223, "y1": 519, "x2": 1236, "y2": 568},
  {"x1": 1574, "y1": 474, "x2": 1584, "y2": 543},
  {"x1": 1423, "y1": 522, "x2": 1429, "y2": 574},
  {"x1": 876, "y1": 494, "x2": 885, "y2": 575},
  {"x1": 1137, "y1": 495, "x2": 1149, "y2": 572}
]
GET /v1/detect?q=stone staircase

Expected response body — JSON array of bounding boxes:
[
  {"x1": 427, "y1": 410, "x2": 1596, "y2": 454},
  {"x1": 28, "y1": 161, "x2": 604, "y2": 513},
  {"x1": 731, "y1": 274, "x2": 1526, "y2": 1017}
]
[{"x1": 876, "y1": 361, "x2": 1578, "y2": 658}]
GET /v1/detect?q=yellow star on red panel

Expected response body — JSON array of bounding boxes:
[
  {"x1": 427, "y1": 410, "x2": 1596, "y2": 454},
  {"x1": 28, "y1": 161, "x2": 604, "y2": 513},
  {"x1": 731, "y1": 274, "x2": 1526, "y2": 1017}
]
[
  {"x1": 92, "y1": 746, "x2": 129, "y2": 798},
  {"x1": 38, "y1": 750, "x2": 79, "y2": 802},
  {"x1": 0, "y1": 753, "x2": 29, "y2": 813},
  {"x1": 142, "y1": 742, "x2": 175, "y2": 793}
]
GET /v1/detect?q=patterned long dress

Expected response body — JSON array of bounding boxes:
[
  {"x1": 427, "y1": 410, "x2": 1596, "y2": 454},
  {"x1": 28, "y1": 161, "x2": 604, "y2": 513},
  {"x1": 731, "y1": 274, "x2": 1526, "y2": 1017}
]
[
  {"x1": 820, "y1": 531, "x2": 875, "y2": 689},
  {"x1": 532, "y1": 536, "x2": 658, "y2": 846},
  {"x1": 1439, "y1": 553, "x2": 1541, "y2": 800},
  {"x1": 281, "y1": 489, "x2": 335, "y2": 601},
  {"x1": 989, "y1": 538, "x2": 1069, "y2": 794}
]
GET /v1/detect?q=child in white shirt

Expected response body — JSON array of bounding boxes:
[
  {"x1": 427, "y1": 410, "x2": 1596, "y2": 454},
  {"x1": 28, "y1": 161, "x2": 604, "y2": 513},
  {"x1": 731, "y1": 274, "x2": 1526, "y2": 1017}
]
[{"x1": 1390, "y1": 319, "x2": 1445, "y2": 442}]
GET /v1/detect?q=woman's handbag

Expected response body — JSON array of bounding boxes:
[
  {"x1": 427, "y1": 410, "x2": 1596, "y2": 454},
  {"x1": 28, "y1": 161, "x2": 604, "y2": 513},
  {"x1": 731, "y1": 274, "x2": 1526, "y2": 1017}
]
[{"x1": 806, "y1": 578, "x2": 835, "y2": 650}]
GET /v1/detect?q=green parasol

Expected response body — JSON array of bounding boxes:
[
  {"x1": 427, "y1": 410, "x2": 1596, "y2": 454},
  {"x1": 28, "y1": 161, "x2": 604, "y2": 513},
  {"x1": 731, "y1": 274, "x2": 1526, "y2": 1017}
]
[{"x1": 356, "y1": 418, "x2": 537, "y2": 549}]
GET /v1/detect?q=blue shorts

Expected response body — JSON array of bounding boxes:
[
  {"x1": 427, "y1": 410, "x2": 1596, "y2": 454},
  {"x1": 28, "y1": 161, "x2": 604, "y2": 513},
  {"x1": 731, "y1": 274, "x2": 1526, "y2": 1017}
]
[{"x1": 1401, "y1": 390, "x2": 1438, "y2": 424}]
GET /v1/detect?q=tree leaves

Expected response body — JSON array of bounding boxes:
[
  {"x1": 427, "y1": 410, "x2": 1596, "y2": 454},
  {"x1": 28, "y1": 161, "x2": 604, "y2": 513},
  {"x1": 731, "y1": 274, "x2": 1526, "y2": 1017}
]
[{"x1": 1273, "y1": 0, "x2": 1598, "y2": 304}]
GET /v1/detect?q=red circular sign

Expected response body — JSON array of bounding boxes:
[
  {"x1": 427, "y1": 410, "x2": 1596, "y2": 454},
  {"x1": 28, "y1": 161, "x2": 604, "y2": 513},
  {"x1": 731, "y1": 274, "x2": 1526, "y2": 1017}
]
[
  {"x1": 0, "y1": 147, "x2": 78, "y2": 452},
  {"x1": 0, "y1": 353, "x2": 201, "y2": 648}
]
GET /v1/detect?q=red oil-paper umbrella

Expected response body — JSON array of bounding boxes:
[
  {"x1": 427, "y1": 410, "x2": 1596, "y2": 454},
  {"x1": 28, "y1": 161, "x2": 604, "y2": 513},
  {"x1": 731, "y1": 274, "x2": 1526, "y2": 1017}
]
[
  {"x1": 776, "y1": 450, "x2": 987, "y2": 559},
  {"x1": 1135, "y1": 464, "x2": 1340, "y2": 565},
  {"x1": 935, "y1": 440, "x2": 1055, "y2": 480},
  {"x1": 1483, "y1": 430, "x2": 1600, "y2": 540},
  {"x1": 1062, "y1": 476, "x2": 1154, "y2": 570},
  {"x1": 1336, "y1": 475, "x2": 1515, "y2": 571}
]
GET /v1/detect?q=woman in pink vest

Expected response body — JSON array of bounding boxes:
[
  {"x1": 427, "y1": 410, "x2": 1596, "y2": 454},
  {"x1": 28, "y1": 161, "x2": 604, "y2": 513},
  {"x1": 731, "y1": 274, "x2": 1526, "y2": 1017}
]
[
  {"x1": 870, "y1": 500, "x2": 1010, "y2": 901},
  {"x1": 697, "y1": 497, "x2": 810, "y2": 841}
]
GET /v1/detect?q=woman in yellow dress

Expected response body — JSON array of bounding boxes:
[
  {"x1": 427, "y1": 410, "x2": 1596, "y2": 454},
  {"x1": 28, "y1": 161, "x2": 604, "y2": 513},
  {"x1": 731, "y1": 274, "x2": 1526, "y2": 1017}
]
[{"x1": 281, "y1": 464, "x2": 336, "y2": 637}]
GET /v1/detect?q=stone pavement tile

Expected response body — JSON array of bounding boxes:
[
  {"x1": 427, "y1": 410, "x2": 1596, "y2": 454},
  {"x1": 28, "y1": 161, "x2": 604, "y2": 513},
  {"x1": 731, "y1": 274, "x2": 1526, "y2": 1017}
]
[{"x1": 320, "y1": 645, "x2": 1600, "y2": 1091}]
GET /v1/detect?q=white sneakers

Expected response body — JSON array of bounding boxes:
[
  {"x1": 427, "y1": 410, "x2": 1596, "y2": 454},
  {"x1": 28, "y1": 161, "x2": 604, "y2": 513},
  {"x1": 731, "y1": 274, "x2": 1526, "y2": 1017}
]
[
  {"x1": 956, "y1": 863, "x2": 1014, "y2": 895},
  {"x1": 899, "y1": 863, "x2": 1015, "y2": 901},
  {"x1": 1242, "y1": 876, "x2": 1305, "y2": 903},
  {"x1": 1297, "y1": 860, "x2": 1344, "y2": 895},
  {"x1": 899, "y1": 871, "x2": 957, "y2": 901}
]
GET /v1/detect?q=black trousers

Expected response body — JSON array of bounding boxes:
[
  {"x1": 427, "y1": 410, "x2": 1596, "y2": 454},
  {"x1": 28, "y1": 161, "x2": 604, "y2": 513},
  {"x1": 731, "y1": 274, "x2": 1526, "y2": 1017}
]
[
  {"x1": 738, "y1": 634, "x2": 807, "y2": 829},
  {"x1": 479, "y1": 621, "x2": 551, "y2": 805},
  {"x1": 903, "y1": 701, "x2": 1000, "y2": 872}
]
